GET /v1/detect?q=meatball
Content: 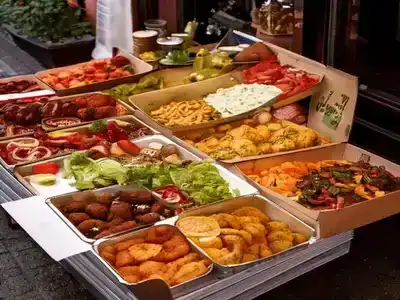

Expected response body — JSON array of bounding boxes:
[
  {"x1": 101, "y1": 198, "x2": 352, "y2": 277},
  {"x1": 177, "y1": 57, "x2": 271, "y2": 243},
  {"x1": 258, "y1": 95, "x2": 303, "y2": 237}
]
[
  {"x1": 110, "y1": 221, "x2": 137, "y2": 234},
  {"x1": 86, "y1": 203, "x2": 109, "y2": 220},
  {"x1": 119, "y1": 191, "x2": 152, "y2": 204},
  {"x1": 150, "y1": 201, "x2": 164, "y2": 214},
  {"x1": 68, "y1": 212, "x2": 90, "y2": 225},
  {"x1": 96, "y1": 192, "x2": 115, "y2": 206},
  {"x1": 107, "y1": 201, "x2": 133, "y2": 221},
  {"x1": 77, "y1": 219, "x2": 106, "y2": 237},
  {"x1": 135, "y1": 213, "x2": 161, "y2": 225},
  {"x1": 106, "y1": 218, "x2": 126, "y2": 229},
  {"x1": 63, "y1": 201, "x2": 86, "y2": 213}
]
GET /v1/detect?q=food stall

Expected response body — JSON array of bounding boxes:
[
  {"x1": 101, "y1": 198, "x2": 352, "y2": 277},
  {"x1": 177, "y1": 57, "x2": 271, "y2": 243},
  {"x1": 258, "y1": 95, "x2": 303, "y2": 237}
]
[{"x1": 0, "y1": 31, "x2": 398, "y2": 300}]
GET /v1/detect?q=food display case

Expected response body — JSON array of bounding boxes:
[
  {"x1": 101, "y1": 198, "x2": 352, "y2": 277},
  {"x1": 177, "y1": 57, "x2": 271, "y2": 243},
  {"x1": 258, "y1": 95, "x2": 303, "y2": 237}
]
[{"x1": 0, "y1": 32, "x2": 399, "y2": 300}]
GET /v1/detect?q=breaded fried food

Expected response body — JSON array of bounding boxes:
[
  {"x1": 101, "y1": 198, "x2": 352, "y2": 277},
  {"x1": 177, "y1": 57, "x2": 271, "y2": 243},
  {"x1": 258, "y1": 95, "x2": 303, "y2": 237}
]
[
  {"x1": 220, "y1": 228, "x2": 252, "y2": 245},
  {"x1": 63, "y1": 201, "x2": 86, "y2": 213},
  {"x1": 115, "y1": 238, "x2": 145, "y2": 252},
  {"x1": 129, "y1": 243, "x2": 163, "y2": 262},
  {"x1": 242, "y1": 253, "x2": 258, "y2": 263},
  {"x1": 248, "y1": 244, "x2": 273, "y2": 258},
  {"x1": 204, "y1": 248, "x2": 230, "y2": 261},
  {"x1": 267, "y1": 230, "x2": 294, "y2": 243},
  {"x1": 231, "y1": 207, "x2": 270, "y2": 225},
  {"x1": 100, "y1": 251, "x2": 116, "y2": 265},
  {"x1": 170, "y1": 261, "x2": 208, "y2": 286},
  {"x1": 107, "y1": 201, "x2": 133, "y2": 221},
  {"x1": 145, "y1": 226, "x2": 175, "y2": 244},
  {"x1": 251, "y1": 234, "x2": 268, "y2": 245},
  {"x1": 293, "y1": 233, "x2": 308, "y2": 245},
  {"x1": 68, "y1": 212, "x2": 90, "y2": 225},
  {"x1": 102, "y1": 245, "x2": 116, "y2": 254},
  {"x1": 85, "y1": 203, "x2": 109, "y2": 220},
  {"x1": 242, "y1": 223, "x2": 266, "y2": 237},
  {"x1": 190, "y1": 236, "x2": 223, "y2": 249},
  {"x1": 115, "y1": 250, "x2": 136, "y2": 268},
  {"x1": 153, "y1": 235, "x2": 191, "y2": 263},
  {"x1": 123, "y1": 274, "x2": 141, "y2": 283},
  {"x1": 269, "y1": 240, "x2": 293, "y2": 253},
  {"x1": 109, "y1": 221, "x2": 137, "y2": 233},
  {"x1": 77, "y1": 219, "x2": 105, "y2": 237},
  {"x1": 265, "y1": 221, "x2": 288, "y2": 233},
  {"x1": 209, "y1": 213, "x2": 241, "y2": 230},
  {"x1": 237, "y1": 216, "x2": 262, "y2": 226},
  {"x1": 218, "y1": 235, "x2": 245, "y2": 265},
  {"x1": 139, "y1": 261, "x2": 167, "y2": 278},
  {"x1": 117, "y1": 266, "x2": 140, "y2": 277}
]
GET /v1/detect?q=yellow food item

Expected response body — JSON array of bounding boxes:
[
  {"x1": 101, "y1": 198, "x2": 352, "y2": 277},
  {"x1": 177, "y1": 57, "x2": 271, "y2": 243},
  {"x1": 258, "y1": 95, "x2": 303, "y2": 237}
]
[
  {"x1": 269, "y1": 240, "x2": 294, "y2": 253},
  {"x1": 265, "y1": 221, "x2": 289, "y2": 233},
  {"x1": 191, "y1": 236, "x2": 223, "y2": 249},
  {"x1": 150, "y1": 100, "x2": 220, "y2": 127},
  {"x1": 176, "y1": 216, "x2": 221, "y2": 237},
  {"x1": 128, "y1": 243, "x2": 163, "y2": 262},
  {"x1": 292, "y1": 233, "x2": 308, "y2": 245},
  {"x1": 267, "y1": 230, "x2": 294, "y2": 243}
]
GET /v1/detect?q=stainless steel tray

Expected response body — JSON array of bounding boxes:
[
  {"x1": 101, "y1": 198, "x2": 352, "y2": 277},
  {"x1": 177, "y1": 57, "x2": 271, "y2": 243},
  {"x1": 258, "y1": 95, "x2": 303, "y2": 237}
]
[
  {"x1": 92, "y1": 224, "x2": 214, "y2": 294},
  {"x1": 46, "y1": 184, "x2": 170, "y2": 243},
  {"x1": 0, "y1": 114, "x2": 157, "y2": 170},
  {"x1": 176, "y1": 194, "x2": 315, "y2": 272}
]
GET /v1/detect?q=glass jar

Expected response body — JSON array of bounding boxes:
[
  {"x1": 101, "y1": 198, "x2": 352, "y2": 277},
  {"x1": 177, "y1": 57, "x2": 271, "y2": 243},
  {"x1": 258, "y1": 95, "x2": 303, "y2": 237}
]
[{"x1": 259, "y1": 0, "x2": 294, "y2": 36}]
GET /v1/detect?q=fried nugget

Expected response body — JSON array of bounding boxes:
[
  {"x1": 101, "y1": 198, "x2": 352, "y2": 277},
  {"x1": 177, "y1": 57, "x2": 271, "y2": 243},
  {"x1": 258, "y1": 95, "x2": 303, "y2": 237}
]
[
  {"x1": 107, "y1": 201, "x2": 133, "y2": 221},
  {"x1": 242, "y1": 223, "x2": 266, "y2": 237},
  {"x1": 123, "y1": 274, "x2": 141, "y2": 283},
  {"x1": 117, "y1": 266, "x2": 140, "y2": 280},
  {"x1": 248, "y1": 243, "x2": 273, "y2": 258},
  {"x1": 68, "y1": 212, "x2": 90, "y2": 225},
  {"x1": 191, "y1": 236, "x2": 223, "y2": 249},
  {"x1": 267, "y1": 230, "x2": 294, "y2": 243},
  {"x1": 102, "y1": 245, "x2": 116, "y2": 254},
  {"x1": 153, "y1": 236, "x2": 190, "y2": 263},
  {"x1": 293, "y1": 233, "x2": 308, "y2": 245},
  {"x1": 100, "y1": 251, "x2": 116, "y2": 265},
  {"x1": 86, "y1": 203, "x2": 109, "y2": 220},
  {"x1": 231, "y1": 207, "x2": 270, "y2": 226},
  {"x1": 139, "y1": 261, "x2": 167, "y2": 278},
  {"x1": 170, "y1": 261, "x2": 208, "y2": 286},
  {"x1": 265, "y1": 221, "x2": 288, "y2": 233},
  {"x1": 129, "y1": 243, "x2": 163, "y2": 262},
  {"x1": 63, "y1": 201, "x2": 86, "y2": 213},
  {"x1": 209, "y1": 213, "x2": 241, "y2": 230},
  {"x1": 242, "y1": 253, "x2": 258, "y2": 263},
  {"x1": 220, "y1": 228, "x2": 252, "y2": 245},
  {"x1": 96, "y1": 192, "x2": 115, "y2": 205},
  {"x1": 269, "y1": 240, "x2": 293, "y2": 254},
  {"x1": 251, "y1": 235, "x2": 268, "y2": 245},
  {"x1": 115, "y1": 250, "x2": 136, "y2": 268},
  {"x1": 115, "y1": 239, "x2": 145, "y2": 252},
  {"x1": 204, "y1": 248, "x2": 230, "y2": 261}
]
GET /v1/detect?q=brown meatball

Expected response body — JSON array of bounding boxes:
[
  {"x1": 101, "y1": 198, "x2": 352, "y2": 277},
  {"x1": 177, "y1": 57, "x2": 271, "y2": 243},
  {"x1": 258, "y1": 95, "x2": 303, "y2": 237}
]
[
  {"x1": 96, "y1": 192, "x2": 115, "y2": 206},
  {"x1": 150, "y1": 201, "x2": 164, "y2": 214},
  {"x1": 86, "y1": 203, "x2": 109, "y2": 220},
  {"x1": 107, "y1": 201, "x2": 133, "y2": 221},
  {"x1": 119, "y1": 191, "x2": 152, "y2": 204},
  {"x1": 131, "y1": 204, "x2": 151, "y2": 216},
  {"x1": 68, "y1": 213, "x2": 90, "y2": 225},
  {"x1": 106, "y1": 218, "x2": 126, "y2": 229},
  {"x1": 95, "y1": 230, "x2": 113, "y2": 239},
  {"x1": 77, "y1": 219, "x2": 106, "y2": 237},
  {"x1": 63, "y1": 201, "x2": 86, "y2": 213},
  {"x1": 135, "y1": 213, "x2": 161, "y2": 225},
  {"x1": 110, "y1": 221, "x2": 137, "y2": 234}
]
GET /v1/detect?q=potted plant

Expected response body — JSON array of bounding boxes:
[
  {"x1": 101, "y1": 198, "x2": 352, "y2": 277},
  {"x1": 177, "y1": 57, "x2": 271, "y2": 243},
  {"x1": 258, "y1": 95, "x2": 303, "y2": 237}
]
[{"x1": 0, "y1": 0, "x2": 95, "y2": 67}]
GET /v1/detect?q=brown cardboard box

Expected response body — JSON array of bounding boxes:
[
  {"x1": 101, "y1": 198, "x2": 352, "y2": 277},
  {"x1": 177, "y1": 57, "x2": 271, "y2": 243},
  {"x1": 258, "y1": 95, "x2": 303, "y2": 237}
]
[
  {"x1": 35, "y1": 51, "x2": 153, "y2": 96},
  {"x1": 235, "y1": 143, "x2": 400, "y2": 238}
]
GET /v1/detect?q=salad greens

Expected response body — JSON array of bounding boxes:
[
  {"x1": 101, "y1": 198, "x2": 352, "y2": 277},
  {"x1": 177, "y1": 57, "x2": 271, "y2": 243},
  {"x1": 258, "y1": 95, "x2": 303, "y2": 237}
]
[{"x1": 63, "y1": 152, "x2": 236, "y2": 205}]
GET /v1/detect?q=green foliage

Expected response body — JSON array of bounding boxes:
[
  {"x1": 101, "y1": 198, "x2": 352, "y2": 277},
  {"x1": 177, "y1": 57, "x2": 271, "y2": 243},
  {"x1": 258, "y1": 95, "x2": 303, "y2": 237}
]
[{"x1": 0, "y1": 0, "x2": 93, "y2": 42}]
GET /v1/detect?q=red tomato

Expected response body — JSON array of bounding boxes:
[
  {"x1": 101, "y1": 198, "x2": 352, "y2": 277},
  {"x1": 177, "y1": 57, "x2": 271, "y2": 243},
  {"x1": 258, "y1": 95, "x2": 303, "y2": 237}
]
[
  {"x1": 117, "y1": 140, "x2": 141, "y2": 156},
  {"x1": 32, "y1": 162, "x2": 59, "y2": 175}
]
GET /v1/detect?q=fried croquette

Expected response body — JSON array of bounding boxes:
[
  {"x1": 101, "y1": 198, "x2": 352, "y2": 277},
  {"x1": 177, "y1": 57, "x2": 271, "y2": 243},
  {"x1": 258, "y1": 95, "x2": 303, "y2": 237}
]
[
  {"x1": 100, "y1": 251, "x2": 116, "y2": 265},
  {"x1": 247, "y1": 243, "x2": 273, "y2": 258},
  {"x1": 115, "y1": 239, "x2": 145, "y2": 252},
  {"x1": 220, "y1": 228, "x2": 252, "y2": 245},
  {"x1": 63, "y1": 201, "x2": 86, "y2": 213},
  {"x1": 209, "y1": 213, "x2": 241, "y2": 230},
  {"x1": 191, "y1": 236, "x2": 223, "y2": 249},
  {"x1": 292, "y1": 233, "x2": 308, "y2": 245},
  {"x1": 267, "y1": 230, "x2": 294, "y2": 243},
  {"x1": 77, "y1": 219, "x2": 105, "y2": 237},
  {"x1": 107, "y1": 201, "x2": 133, "y2": 221},
  {"x1": 119, "y1": 191, "x2": 152, "y2": 204},
  {"x1": 145, "y1": 226, "x2": 175, "y2": 244},
  {"x1": 85, "y1": 203, "x2": 109, "y2": 220},
  {"x1": 139, "y1": 261, "x2": 167, "y2": 278},
  {"x1": 242, "y1": 223, "x2": 266, "y2": 237},
  {"x1": 231, "y1": 207, "x2": 270, "y2": 225},
  {"x1": 123, "y1": 274, "x2": 141, "y2": 283},
  {"x1": 265, "y1": 221, "x2": 288, "y2": 233},
  {"x1": 68, "y1": 212, "x2": 90, "y2": 225},
  {"x1": 115, "y1": 250, "x2": 136, "y2": 268},
  {"x1": 110, "y1": 221, "x2": 137, "y2": 233},
  {"x1": 129, "y1": 243, "x2": 163, "y2": 262},
  {"x1": 136, "y1": 213, "x2": 161, "y2": 224},
  {"x1": 153, "y1": 235, "x2": 191, "y2": 263},
  {"x1": 269, "y1": 240, "x2": 293, "y2": 253},
  {"x1": 242, "y1": 253, "x2": 258, "y2": 263},
  {"x1": 96, "y1": 192, "x2": 114, "y2": 205}
]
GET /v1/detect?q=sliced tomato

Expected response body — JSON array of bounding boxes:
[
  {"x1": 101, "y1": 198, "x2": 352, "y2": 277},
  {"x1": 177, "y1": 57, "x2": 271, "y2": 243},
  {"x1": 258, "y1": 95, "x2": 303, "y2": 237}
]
[
  {"x1": 116, "y1": 140, "x2": 141, "y2": 156},
  {"x1": 32, "y1": 162, "x2": 59, "y2": 175}
]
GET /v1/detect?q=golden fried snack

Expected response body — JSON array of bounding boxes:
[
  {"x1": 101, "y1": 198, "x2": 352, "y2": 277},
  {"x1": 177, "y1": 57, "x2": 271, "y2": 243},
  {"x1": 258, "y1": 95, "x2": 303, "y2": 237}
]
[
  {"x1": 129, "y1": 243, "x2": 163, "y2": 262},
  {"x1": 220, "y1": 228, "x2": 252, "y2": 245},
  {"x1": 115, "y1": 239, "x2": 145, "y2": 252},
  {"x1": 217, "y1": 235, "x2": 245, "y2": 265},
  {"x1": 115, "y1": 250, "x2": 136, "y2": 268},
  {"x1": 251, "y1": 234, "x2": 268, "y2": 245},
  {"x1": 267, "y1": 230, "x2": 294, "y2": 243},
  {"x1": 265, "y1": 221, "x2": 289, "y2": 233},
  {"x1": 139, "y1": 261, "x2": 167, "y2": 278},
  {"x1": 191, "y1": 236, "x2": 223, "y2": 249},
  {"x1": 269, "y1": 240, "x2": 293, "y2": 254},
  {"x1": 118, "y1": 266, "x2": 140, "y2": 276},
  {"x1": 231, "y1": 207, "x2": 270, "y2": 226},
  {"x1": 209, "y1": 213, "x2": 241, "y2": 230},
  {"x1": 170, "y1": 261, "x2": 208, "y2": 286},
  {"x1": 164, "y1": 253, "x2": 202, "y2": 282},
  {"x1": 293, "y1": 233, "x2": 308, "y2": 245},
  {"x1": 123, "y1": 274, "x2": 141, "y2": 283},
  {"x1": 248, "y1": 244, "x2": 273, "y2": 258},
  {"x1": 204, "y1": 248, "x2": 230, "y2": 261},
  {"x1": 153, "y1": 235, "x2": 191, "y2": 263},
  {"x1": 242, "y1": 253, "x2": 258, "y2": 263},
  {"x1": 145, "y1": 226, "x2": 175, "y2": 244},
  {"x1": 242, "y1": 223, "x2": 266, "y2": 237},
  {"x1": 237, "y1": 216, "x2": 262, "y2": 226},
  {"x1": 100, "y1": 251, "x2": 116, "y2": 265}
]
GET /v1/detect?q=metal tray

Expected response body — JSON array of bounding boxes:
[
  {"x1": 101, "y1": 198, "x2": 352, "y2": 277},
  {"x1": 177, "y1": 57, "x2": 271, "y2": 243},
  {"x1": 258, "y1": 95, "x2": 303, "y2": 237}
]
[
  {"x1": 46, "y1": 184, "x2": 168, "y2": 244},
  {"x1": 92, "y1": 224, "x2": 214, "y2": 294},
  {"x1": 175, "y1": 194, "x2": 315, "y2": 272},
  {"x1": 0, "y1": 115, "x2": 157, "y2": 170}
]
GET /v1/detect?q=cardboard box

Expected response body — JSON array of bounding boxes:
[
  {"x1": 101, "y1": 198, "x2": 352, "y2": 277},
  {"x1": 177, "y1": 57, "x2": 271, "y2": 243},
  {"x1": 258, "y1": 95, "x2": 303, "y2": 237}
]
[
  {"x1": 0, "y1": 74, "x2": 54, "y2": 101},
  {"x1": 35, "y1": 51, "x2": 153, "y2": 96},
  {"x1": 235, "y1": 143, "x2": 400, "y2": 238}
]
